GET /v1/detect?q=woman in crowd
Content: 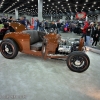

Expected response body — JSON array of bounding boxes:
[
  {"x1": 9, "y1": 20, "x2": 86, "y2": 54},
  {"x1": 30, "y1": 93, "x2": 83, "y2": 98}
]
[
  {"x1": 92, "y1": 25, "x2": 100, "y2": 47},
  {"x1": 85, "y1": 22, "x2": 95, "y2": 47}
]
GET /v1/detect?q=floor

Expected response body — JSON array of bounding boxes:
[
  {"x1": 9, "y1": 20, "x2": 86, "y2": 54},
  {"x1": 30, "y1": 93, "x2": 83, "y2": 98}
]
[{"x1": 0, "y1": 32, "x2": 100, "y2": 100}]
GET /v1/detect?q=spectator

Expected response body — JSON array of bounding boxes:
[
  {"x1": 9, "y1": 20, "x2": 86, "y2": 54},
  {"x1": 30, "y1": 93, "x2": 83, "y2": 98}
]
[
  {"x1": 85, "y1": 22, "x2": 95, "y2": 47},
  {"x1": 81, "y1": 21, "x2": 89, "y2": 42},
  {"x1": 19, "y1": 17, "x2": 26, "y2": 26},
  {"x1": 92, "y1": 25, "x2": 100, "y2": 47},
  {"x1": 34, "y1": 20, "x2": 37, "y2": 30},
  {"x1": 57, "y1": 20, "x2": 61, "y2": 34}
]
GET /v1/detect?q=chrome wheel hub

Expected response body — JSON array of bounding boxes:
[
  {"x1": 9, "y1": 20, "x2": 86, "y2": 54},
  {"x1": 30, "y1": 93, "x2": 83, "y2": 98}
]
[
  {"x1": 5, "y1": 45, "x2": 9, "y2": 53},
  {"x1": 75, "y1": 60, "x2": 81, "y2": 66}
]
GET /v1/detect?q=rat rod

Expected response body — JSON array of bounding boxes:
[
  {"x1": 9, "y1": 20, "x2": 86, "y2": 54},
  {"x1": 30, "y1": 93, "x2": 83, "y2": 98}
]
[{"x1": 0, "y1": 22, "x2": 90, "y2": 73}]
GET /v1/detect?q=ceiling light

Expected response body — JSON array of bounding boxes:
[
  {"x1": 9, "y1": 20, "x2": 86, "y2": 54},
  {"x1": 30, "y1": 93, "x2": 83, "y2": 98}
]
[
  {"x1": 94, "y1": 2, "x2": 96, "y2": 4},
  {"x1": 28, "y1": 1, "x2": 30, "y2": 3},
  {"x1": 48, "y1": 0, "x2": 51, "y2": 1},
  {"x1": 84, "y1": 3, "x2": 86, "y2": 5},
  {"x1": 76, "y1": 2, "x2": 78, "y2": 3},
  {"x1": 66, "y1": 0, "x2": 68, "y2": 1},
  {"x1": 58, "y1": 1, "x2": 60, "y2": 3},
  {"x1": 86, "y1": 0, "x2": 88, "y2": 2}
]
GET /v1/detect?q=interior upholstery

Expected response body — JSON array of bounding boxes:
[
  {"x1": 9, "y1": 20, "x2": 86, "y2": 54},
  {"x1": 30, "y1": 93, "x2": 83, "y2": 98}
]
[{"x1": 23, "y1": 30, "x2": 46, "y2": 51}]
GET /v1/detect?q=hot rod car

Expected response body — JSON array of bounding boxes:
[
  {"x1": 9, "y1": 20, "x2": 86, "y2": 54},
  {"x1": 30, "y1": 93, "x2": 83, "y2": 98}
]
[{"x1": 0, "y1": 22, "x2": 90, "y2": 73}]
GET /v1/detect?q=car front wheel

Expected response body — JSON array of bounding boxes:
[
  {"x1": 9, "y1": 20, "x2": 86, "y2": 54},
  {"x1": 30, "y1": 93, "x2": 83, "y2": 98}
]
[{"x1": 66, "y1": 51, "x2": 90, "y2": 73}]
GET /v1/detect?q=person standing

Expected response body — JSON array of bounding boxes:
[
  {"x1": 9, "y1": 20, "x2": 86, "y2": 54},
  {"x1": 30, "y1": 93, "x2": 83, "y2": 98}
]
[
  {"x1": 81, "y1": 21, "x2": 89, "y2": 42},
  {"x1": 85, "y1": 22, "x2": 95, "y2": 47},
  {"x1": 34, "y1": 20, "x2": 37, "y2": 30},
  {"x1": 92, "y1": 25, "x2": 100, "y2": 47},
  {"x1": 57, "y1": 20, "x2": 61, "y2": 34}
]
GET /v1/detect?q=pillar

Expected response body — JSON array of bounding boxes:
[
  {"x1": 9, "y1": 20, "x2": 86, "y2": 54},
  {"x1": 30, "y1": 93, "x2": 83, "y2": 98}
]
[
  {"x1": 38, "y1": 0, "x2": 43, "y2": 21},
  {"x1": 15, "y1": 8, "x2": 18, "y2": 19}
]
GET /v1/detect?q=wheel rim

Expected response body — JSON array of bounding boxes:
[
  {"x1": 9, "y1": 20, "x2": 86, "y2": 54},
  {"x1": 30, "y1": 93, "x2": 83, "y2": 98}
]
[
  {"x1": 1, "y1": 43, "x2": 14, "y2": 57},
  {"x1": 69, "y1": 55, "x2": 87, "y2": 71}
]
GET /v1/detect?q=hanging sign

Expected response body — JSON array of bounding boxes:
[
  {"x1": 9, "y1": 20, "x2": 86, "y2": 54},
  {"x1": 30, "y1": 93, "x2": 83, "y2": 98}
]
[{"x1": 76, "y1": 12, "x2": 86, "y2": 19}]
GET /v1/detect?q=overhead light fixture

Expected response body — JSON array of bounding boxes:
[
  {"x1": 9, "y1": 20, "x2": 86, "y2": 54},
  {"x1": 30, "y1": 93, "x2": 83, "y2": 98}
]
[
  {"x1": 58, "y1": 1, "x2": 60, "y2": 3},
  {"x1": 94, "y1": 2, "x2": 96, "y2": 4},
  {"x1": 76, "y1": 2, "x2": 78, "y2": 3},
  {"x1": 84, "y1": 3, "x2": 86, "y2": 5},
  {"x1": 86, "y1": 0, "x2": 88, "y2": 2}
]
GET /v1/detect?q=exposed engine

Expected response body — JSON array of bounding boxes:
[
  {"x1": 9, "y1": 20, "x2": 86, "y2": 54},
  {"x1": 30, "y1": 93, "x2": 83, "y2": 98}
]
[{"x1": 57, "y1": 38, "x2": 80, "y2": 54}]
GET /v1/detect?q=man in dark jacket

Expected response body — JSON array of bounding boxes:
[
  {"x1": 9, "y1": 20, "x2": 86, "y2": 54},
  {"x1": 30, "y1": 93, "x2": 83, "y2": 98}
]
[
  {"x1": 92, "y1": 25, "x2": 100, "y2": 47},
  {"x1": 57, "y1": 20, "x2": 61, "y2": 34}
]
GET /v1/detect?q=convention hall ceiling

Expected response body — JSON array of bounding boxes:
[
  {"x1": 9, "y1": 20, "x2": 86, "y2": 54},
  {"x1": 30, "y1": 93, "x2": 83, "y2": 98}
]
[{"x1": 0, "y1": 0, "x2": 100, "y2": 16}]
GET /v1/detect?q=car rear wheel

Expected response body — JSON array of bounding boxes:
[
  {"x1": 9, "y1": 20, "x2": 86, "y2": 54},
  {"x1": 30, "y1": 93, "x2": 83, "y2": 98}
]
[
  {"x1": 0, "y1": 39, "x2": 18, "y2": 59},
  {"x1": 66, "y1": 51, "x2": 90, "y2": 73}
]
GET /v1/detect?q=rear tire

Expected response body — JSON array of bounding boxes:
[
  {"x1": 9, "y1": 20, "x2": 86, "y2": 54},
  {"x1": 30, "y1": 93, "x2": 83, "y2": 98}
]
[
  {"x1": 66, "y1": 51, "x2": 90, "y2": 73},
  {"x1": 0, "y1": 39, "x2": 18, "y2": 59}
]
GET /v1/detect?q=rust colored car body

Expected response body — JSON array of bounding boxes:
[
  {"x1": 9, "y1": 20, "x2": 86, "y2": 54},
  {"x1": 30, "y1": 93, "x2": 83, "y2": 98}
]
[{"x1": 0, "y1": 22, "x2": 90, "y2": 73}]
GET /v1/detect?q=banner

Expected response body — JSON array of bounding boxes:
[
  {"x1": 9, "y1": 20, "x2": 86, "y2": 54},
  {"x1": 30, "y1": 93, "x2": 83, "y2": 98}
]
[
  {"x1": 31, "y1": 17, "x2": 34, "y2": 25},
  {"x1": 76, "y1": 12, "x2": 86, "y2": 19}
]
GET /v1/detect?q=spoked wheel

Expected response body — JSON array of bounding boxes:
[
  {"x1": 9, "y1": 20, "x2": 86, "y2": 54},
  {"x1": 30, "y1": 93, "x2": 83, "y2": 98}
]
[
  {"x1": 0, "y1": 39, "x2": 18, "y2": 59},
  {"x1": 66, "y1": 51, "x2": 90, "y2": 73}
]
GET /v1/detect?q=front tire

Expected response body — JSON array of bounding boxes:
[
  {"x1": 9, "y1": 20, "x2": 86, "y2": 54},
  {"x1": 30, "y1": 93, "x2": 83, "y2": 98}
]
[
  {"x1": 66, "y1": 51, "x2": 90, "y2": 73},
  {"x1": 0, "y1": 39, "x2": 18, "y2": 59}
]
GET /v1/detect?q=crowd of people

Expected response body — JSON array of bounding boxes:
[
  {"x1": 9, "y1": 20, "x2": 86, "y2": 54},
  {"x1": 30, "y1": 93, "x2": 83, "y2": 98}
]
[{"x1": 0, "y1": 16, "x2": 100, "y2": 47}]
